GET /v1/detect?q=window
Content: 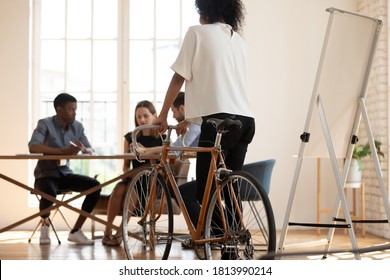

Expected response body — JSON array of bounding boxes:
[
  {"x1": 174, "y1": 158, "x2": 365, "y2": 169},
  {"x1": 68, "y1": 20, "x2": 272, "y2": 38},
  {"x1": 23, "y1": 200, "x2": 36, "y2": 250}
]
[{"x1": 31, "y1": 0, "x2": 199, "y2": 193}]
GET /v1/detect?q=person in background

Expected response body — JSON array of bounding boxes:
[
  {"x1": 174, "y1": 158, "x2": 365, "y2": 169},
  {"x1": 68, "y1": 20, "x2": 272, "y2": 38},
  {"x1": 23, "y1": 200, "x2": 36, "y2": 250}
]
[
  {"x1": 171, "y1": 91, "x2": 200, "y2": 149},
  {"x1": 170, "y1": 91, "x2": 200, "y2": 185},
  {"x1": 170, "y1": 91, "x2": 201, "y2": 227},
  {"x1": 28, "y1": 93, "x2": 101, "y2": 245},
  {"x1": 102, "y1": 100, "x2": 164, "y2": 246}
]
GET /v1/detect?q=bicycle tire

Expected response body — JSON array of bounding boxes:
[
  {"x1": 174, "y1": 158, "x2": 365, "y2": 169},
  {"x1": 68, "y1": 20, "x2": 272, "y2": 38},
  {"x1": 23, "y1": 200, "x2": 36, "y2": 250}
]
[
  {"x1": 203, "y1": 170, "x2": 276, "y2": 260},
  {"x1": 122, "y1": 167, "x2": 174, "y2": 260}
]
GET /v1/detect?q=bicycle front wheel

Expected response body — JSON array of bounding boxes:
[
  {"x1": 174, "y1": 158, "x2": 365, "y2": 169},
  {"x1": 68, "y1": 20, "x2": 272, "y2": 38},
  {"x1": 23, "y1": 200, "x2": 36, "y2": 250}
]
[
  {"x1": 122, "y1": 167, "x2": 174, "y2": 260},
  {"x1": 204, "y1": 171, "x2": 276, "y2": 260}
]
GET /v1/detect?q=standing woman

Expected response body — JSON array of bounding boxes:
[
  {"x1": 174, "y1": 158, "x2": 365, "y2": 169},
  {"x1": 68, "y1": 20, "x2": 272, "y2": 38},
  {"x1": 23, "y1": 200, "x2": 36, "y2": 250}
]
[{"x1": 154, "y1": 0, "x2": 255, "y2": 224}]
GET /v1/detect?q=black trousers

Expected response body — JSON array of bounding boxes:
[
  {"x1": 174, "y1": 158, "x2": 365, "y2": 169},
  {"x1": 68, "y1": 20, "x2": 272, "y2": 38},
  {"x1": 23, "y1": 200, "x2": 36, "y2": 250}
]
[
  {"x1": 196, "y1": 113, "x2": 255, "y2": 203},
  {"x1": 179, "y1": 180, "x2": 199, "y2": 227},
  {"x1": 35, "y1": 174, "x2": 101, "y2": 219},
  {"x1": 180, "y1": 114, "x2": 255, "y2": 230}
]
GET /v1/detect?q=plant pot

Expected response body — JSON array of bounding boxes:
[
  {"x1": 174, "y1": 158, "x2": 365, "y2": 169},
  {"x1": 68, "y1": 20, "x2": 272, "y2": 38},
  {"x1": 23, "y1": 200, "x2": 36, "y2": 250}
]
[{"x1": 346, "y1": 159, "x2": 362, "y2": 188}]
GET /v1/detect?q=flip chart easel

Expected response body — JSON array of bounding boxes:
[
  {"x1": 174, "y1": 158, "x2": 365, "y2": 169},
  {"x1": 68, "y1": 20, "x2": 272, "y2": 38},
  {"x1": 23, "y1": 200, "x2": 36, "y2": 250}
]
[{"x1": 276, "y1": 8, "x2": 390, "y2": 260}]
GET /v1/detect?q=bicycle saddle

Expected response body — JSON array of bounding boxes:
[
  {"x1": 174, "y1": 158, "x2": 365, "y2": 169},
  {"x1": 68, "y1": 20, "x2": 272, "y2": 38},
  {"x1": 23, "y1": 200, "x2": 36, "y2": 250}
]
[{"x1": 206, "y1": 117, "x2": 242, "y2": 133}]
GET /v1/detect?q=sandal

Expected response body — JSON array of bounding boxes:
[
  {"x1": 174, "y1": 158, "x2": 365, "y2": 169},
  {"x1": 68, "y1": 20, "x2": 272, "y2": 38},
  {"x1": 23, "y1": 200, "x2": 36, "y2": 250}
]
[{"x1": 102, "y1": 234, "x2": 123, "y2": 246}]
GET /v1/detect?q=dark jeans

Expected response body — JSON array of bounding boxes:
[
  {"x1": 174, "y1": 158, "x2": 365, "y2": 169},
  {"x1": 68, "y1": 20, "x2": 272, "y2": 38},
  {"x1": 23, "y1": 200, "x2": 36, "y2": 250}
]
[{"x1": 35, "y1": 174, "x2": 101, "y2": 218}]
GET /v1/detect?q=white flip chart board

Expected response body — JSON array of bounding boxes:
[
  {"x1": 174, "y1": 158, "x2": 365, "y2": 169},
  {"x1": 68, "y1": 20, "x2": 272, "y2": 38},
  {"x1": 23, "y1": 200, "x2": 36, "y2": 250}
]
[{"x1": 302, "y1": 8, "x2": 382, "y2": 158}]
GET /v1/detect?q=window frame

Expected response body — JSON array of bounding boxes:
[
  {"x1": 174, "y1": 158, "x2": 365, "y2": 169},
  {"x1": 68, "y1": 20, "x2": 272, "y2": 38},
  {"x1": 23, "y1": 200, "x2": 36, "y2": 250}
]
[{"x1": 30, "y1": 0, "x2": 199, "y2": 186}]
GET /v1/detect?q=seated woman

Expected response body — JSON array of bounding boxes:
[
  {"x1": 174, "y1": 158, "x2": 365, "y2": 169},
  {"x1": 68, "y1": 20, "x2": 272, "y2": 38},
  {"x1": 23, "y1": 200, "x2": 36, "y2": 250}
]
[{"x1": 103, "y1": 100, "x2": 164, "y2": 246}]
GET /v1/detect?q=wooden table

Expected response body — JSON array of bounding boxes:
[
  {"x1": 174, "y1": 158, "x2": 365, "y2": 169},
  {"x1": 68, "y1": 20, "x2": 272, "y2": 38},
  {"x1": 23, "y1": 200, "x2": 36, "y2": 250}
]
[{"x1": 0, "y1": 153, "x2": 163, "y2": 235}]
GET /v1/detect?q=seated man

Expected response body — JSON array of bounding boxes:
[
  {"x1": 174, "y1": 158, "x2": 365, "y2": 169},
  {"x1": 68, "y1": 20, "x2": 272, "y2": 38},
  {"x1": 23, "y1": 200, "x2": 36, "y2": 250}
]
[
  {"x1": 171, "y1": 91, "x2": 200, "y2": 149},
  {"x1": 171, "y1": 91, "x2": 200, "y2": 186},
  {"x1": 28, "y1": 93, "x2": 101, "y2": 245},
  {"x1": 170, "y1": 91, "x2": 200, "y2": 226}
]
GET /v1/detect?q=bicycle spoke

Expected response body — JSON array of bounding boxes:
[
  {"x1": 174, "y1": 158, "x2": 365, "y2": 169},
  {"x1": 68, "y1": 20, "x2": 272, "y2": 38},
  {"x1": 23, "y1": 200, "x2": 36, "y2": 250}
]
[
  {"x1": 122, "y1": 167, "x2": 173, "y2": 260},
  {"x1": 203, "y1": 171, "x2": 276, "y2": 260}
]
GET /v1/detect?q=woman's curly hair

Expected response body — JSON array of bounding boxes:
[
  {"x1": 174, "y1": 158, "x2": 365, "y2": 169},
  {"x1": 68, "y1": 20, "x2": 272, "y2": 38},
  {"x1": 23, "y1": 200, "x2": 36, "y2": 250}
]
[{"x1": 195, "y1": 0, "x2": 246, "y2": 33}]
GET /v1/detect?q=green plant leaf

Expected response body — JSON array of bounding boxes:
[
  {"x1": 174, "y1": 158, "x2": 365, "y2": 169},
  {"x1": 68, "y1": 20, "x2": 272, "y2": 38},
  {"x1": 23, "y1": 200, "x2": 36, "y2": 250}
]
[{"x1": 352, "y1": 139, "x2": 384, "y2": 170}]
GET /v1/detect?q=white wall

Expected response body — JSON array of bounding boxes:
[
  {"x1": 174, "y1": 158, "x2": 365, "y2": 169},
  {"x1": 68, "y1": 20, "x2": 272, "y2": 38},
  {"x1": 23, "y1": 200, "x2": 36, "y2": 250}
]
[
  {"x1": 0, "y1": 0, "x2": 33, "y2": 229},
  {"x1": 243, "y1": 0, "x2": 357, "y2": 229},
  {"x1": 0, "y1": 0, "x2": 357, "y2": 231}
]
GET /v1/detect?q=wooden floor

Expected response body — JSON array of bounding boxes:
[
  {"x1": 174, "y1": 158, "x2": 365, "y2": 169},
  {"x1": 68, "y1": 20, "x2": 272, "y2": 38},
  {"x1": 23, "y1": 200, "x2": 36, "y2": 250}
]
[{"x1": 1, "y1": 229, "x2": 389, "y2": 260}]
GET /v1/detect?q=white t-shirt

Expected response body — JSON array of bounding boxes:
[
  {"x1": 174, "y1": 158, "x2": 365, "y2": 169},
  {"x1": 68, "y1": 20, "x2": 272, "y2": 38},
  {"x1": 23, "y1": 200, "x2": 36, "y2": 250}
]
[{"x1": 171, "y1": 23, "x2": 253, "y2": 124}]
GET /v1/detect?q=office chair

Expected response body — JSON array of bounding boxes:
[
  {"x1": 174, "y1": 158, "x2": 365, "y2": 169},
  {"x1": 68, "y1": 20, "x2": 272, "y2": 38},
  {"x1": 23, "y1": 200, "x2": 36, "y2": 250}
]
[
  {"x1": 28, "y1": 190, "x2": 73, "y2": 244},
  {"x1": 241, "y1": 159, "x2": 276, "y2": 197}
]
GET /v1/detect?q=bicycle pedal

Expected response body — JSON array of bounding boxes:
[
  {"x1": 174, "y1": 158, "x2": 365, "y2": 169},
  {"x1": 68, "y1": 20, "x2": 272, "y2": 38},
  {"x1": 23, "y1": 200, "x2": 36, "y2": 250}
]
[{"x1": 181, "y1": 239, "x2": 193, "y2": 249}]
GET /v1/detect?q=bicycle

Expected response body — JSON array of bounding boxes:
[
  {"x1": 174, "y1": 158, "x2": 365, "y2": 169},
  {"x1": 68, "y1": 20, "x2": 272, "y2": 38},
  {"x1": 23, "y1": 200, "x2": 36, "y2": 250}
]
[{"x1": 121, "y1": 118, "x2": 276, "y2": 260}]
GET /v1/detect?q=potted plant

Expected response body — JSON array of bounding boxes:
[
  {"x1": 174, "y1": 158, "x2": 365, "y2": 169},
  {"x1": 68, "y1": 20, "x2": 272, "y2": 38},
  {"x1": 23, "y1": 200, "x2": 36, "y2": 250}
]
[{"x1": 347, "y1": 139, "x2": 384, "y2": 186}]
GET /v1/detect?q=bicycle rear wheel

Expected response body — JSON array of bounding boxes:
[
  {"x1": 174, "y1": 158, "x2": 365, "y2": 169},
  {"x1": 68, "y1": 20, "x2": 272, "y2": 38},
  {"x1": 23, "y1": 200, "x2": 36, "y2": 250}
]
[
  {"x1": 203, "y1": 171, "x2": 276, "y2": 260},
  {"x1": 122, "y1": 167, "x2": 174, "y2": 260}
]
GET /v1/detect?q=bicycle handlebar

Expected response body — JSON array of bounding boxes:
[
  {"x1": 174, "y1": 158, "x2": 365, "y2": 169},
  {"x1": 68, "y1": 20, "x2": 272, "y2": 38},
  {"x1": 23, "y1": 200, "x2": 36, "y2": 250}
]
[
  {"x1": 130, "y1": 118, "x2": 242, "y2": 161},
  {"x1": 131, "y1": 124, "x2": 186, "y2": 161}
]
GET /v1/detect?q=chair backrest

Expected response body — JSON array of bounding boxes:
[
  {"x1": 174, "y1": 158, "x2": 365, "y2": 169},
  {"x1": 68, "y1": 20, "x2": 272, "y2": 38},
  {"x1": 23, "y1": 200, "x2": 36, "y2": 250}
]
[{"x1": 241, "y1": 159, "x2": 276, "y2": 195}]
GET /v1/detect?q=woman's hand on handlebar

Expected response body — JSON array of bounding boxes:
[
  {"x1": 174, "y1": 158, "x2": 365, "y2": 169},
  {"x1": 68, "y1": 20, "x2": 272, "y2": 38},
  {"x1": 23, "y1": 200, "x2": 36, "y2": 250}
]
[
  {"x1": 128, "y1": 142, "x2": 144, "y2": 153},
  {"x1": 153, "y1": 115, "x2": 168, "y2": 133}
]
